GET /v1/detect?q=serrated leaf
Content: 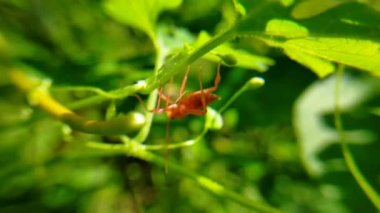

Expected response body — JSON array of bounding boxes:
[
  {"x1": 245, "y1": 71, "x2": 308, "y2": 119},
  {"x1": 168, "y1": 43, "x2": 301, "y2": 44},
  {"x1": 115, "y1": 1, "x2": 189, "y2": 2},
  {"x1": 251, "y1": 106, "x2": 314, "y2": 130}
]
[
  {"x1": 237, "y1": 0, "x2": 380, "y2": 39},
  {"x1": 234, "y1": 2, "x2": 380, "y2": 76},
  {"x1": 284, "y1": 48, "x2": 334, "y2": 77},
  {"x1": 262, "y1": 37, "x2": 380, "y2": 76},
  {"x1": 103, "y1": 0, "x2": 182, "y2": 41},
  {"x1": 265, "y1": 19, "x2": 309, "y2": 38}
]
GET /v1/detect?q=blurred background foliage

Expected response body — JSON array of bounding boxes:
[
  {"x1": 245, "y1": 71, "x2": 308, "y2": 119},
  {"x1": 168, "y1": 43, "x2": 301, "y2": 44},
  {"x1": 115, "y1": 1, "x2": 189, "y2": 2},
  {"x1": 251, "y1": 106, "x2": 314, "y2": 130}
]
[{"x1": 1, "y1": 0, "x2": 380, "y2": 212}]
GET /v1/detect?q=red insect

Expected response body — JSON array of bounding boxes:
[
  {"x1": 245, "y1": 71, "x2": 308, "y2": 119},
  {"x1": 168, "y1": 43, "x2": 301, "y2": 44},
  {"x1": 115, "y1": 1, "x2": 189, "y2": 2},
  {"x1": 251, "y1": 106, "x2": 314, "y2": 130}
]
[
  {"x1": 152, "y1": 63, "x2": 221, "y2": 119},
  {"x1": 151, "y1": 63, "x2": 221, "y2": 173}
]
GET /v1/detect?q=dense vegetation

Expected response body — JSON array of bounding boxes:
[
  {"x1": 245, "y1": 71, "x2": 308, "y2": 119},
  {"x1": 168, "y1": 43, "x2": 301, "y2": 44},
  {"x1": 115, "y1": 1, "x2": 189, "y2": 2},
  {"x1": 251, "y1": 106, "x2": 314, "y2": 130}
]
[{"x1": 1, "y1": 0, "x2": 380, "y2": 212}]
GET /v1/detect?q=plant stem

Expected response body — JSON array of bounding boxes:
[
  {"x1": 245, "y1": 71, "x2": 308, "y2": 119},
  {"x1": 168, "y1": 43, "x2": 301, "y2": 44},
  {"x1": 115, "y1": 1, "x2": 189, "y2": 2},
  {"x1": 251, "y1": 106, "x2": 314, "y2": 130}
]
[
  {"x1": 9, "y1": 68, "x2": 142, "y2": 135},
  {"x1": 69, "y1": 28, "x2": 237, "y2": 110},
  {"x1": 68, "y1": 82, "x2": 145, "y2": 110},
  {"x1": 219, "y1": 77, "x2": 265, "y2": 113},
  {"x1": 187, "y1": 28, "x2": 236, "y2": 65},
  {"x1": 334, "y1": 65, "x2": 380, "y2": 210},
  {"x1": 87, "y1": 141, "x2": 283, "y2": 213},
  {"x1": 144, "y1": 132, "x2": 204, "y2": 150},
  {"x1": 133, "y1": 34, "x2": 166, "y2": 143}
]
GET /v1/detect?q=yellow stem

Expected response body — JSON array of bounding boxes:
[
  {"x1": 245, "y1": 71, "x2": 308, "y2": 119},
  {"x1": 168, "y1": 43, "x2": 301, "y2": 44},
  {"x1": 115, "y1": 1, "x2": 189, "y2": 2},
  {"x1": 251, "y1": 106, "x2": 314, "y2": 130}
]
[{"x1": 9, "y1": 68, "x2": 142, "y2": 135}]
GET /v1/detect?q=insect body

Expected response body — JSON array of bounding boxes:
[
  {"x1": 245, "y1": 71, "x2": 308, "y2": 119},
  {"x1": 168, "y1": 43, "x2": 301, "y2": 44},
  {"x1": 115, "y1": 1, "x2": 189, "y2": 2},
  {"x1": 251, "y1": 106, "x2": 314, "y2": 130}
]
[
  {"x1": 153, "y1": 63, "x2": 221, "y2": 118},
  {"x1": 151, "y1": 63, "x2": 221, "y2": 174},
  {"x1": 166, "y1": 90, "x2": 219, "y2": 119}
]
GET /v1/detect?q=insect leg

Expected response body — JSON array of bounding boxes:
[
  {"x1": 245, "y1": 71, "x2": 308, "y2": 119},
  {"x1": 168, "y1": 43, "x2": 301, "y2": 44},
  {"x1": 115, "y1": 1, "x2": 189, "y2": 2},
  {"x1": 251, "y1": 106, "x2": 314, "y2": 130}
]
[
  {"x1": 156, "y1": 87, "x2": 163, "y2": 111},
  {"x1": 179, "y1": 66, "x2": 191, "y2": 96},
  {"x1": 209, "y1": 63, "x2": 221, "y2": 92},
  {"x1": 150, "y1": 87, "x2": 171, "y2": 114}
]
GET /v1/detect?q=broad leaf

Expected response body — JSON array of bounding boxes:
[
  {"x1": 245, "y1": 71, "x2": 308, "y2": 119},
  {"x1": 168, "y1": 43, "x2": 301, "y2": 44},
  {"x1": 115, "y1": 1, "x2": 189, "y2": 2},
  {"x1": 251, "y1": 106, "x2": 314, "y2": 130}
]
[
  {"x1": 284, "y1": 48, "x2": 335, "y2": 77},
  {"x1": 265, "y1": 19, "x2": 309, "y2": 38},
  {"x1": 234, "y1": 1, "x2": 380, "y2": 77},
  {"x1": 291, "y1": 0, "x2": 380, "y2": 19},
  {"x1": 262, "y1": 36, "x2": 380, "y2": 76},
  {"x1": 291, "y1": 0, "x2": 347, "y2": 19},
  {"x1": 103, "y1": 0, "x2": 182, "y2": 42}
]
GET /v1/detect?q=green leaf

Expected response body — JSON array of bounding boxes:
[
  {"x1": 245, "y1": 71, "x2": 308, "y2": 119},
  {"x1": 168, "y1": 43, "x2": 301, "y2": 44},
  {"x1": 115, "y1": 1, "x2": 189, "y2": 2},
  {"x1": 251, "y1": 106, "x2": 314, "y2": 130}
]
[
  {"x1": 291, "y1": 0, "x2": 347, "y2": 19},
  {"x1": 103, "y1": 0, "x2": 182, "y2": 42},
  {"x1": 284, "y1": 47, "x2": 335, "y2": 77},
  {"x1": 280, "y1": 0, "x2": 294, "y2": 7},
  {"x1": 265, "y1": 19, "x2": 309, "y2": 38},
  {"x1": 234, "y1": 1, "x2": 380, "y2": 76},
  {"x1": 262, "y1": 37, "x2": 380, "y2": 77},
  {"x1": 232, "y1": 0, "x2": 246, "y2": 17},
  {"x1": 193, "y1": 31, "x2": 274, "y2": 72}
]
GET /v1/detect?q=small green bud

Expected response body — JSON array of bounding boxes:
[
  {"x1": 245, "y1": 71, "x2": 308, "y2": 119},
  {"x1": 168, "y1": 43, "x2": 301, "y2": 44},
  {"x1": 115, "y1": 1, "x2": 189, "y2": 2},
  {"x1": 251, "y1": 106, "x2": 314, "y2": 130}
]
[
  {"x1": 124, "y1": 111, "x2": 146, "y2": 132},
  {"x1": 206, "y1": 107, "x2": 223, "y2": 130},
  {"x1": 218, "y1": 77, "x2": 265, "y2": 113},
  {"x1": 244, "y1": 77, "x2": 265, "y2": 90}
]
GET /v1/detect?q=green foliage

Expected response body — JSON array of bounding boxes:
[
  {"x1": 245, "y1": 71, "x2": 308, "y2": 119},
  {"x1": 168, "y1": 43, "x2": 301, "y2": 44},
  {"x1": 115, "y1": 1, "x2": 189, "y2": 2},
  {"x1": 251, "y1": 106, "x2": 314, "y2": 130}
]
[
  {"x1": 293, "y1": 74, "x2": 377, "y2": 176},
  {"x1": 1, "y1": 0, "x2": 380, "y2": 212},
  {"x1": 265, "y1": 19, "x2": 309, "y2": 38},
  {"x1": 291, "y1": 0, "x2": 346, "y2": 19},
  {"x1": 262, "y1": 36, "x2": 380, "y2": 77},
  {"x1": 103, "y1": 0, "x2": 182, "y2": 43},
  {"x1": 193, "y1": 31, "x2": 274, "y2": 71},
  {"x1": 235, "y1": 1, "x2": 380, "y2": 77}
]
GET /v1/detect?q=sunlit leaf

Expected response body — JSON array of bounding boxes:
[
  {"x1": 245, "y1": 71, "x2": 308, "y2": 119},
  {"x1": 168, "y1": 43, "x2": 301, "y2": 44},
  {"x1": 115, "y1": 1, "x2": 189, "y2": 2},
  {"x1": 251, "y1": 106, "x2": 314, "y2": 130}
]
[
  {"x1": 262, "y1": 37, "x2": 380, "y2": 76},
  {"x1": 232, "y1": 0, "x2": 246, "y2": 17},
  {"x1": 284, "y1": 47, "x2": 335, "y2": 77},
  {"x1": 235, "y1": 2, "x2": 380, "y2": 76},
  {"x1": 291, "y1": 0, "x2": 347, "y2": 19},
  {"x1": 265, "y1": 19, "x2": 309, "y2": 38},
  {"x1": 237, "y1": 0, "x2": 380, "y2": 39},
  {"x1": 103, "y1": 0, "x2": 182, "y2": 41}
]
